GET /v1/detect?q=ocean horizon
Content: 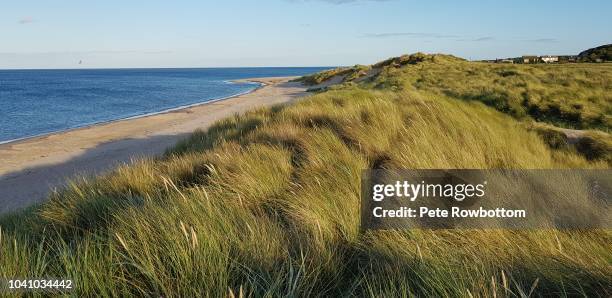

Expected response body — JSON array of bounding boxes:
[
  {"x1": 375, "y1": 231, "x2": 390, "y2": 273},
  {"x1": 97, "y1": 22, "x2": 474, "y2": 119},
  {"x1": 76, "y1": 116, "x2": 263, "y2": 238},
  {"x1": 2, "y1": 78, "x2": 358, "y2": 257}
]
[{"x1": 0, "y1": 67, "x2": 330, "y2": 144}]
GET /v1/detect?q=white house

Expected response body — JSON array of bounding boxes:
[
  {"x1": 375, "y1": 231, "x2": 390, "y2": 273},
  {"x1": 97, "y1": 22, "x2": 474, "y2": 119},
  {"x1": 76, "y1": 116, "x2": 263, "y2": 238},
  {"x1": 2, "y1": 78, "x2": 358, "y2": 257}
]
[{"x1": 540, "y1": 55, "x2": 559, "y2": 63}]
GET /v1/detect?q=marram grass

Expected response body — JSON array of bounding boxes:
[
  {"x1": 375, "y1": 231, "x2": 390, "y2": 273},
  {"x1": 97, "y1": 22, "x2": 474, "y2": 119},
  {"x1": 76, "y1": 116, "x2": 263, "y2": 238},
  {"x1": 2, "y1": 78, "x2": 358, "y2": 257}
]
[{"x1": 1, "y1": 54, "x2": 611, "y2": 297}]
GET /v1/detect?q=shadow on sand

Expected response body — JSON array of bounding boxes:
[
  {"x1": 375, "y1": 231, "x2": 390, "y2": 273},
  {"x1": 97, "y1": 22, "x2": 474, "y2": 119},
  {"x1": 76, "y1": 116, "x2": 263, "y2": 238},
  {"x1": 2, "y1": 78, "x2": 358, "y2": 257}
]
[{"x1": 0, "y1": 133, "x2": 191, "y2": 215}]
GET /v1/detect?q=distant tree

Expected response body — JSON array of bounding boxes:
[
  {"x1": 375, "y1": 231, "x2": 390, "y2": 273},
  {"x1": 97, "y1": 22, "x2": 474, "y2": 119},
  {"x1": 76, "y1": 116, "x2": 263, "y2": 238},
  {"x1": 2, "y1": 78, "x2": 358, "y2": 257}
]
[{"x1": 578, "y1": 44, "x2": 612, "y2": 62}]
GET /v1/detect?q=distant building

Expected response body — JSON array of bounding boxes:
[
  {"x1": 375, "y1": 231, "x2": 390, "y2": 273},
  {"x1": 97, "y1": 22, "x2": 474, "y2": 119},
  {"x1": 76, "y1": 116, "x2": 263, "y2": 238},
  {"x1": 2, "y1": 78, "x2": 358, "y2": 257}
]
[
  {"x1": 522, "y1": 56, "x2": 539, "y2": 64},
  {"x1": 485, "y1": 54, "x2": 574, "y2": 64},
  {"x1": 541, "y1": 55, "x2": 559, "y2": 63},
  {"x1": 558, "y1": 55, "x2": 578, "y2": 63}
]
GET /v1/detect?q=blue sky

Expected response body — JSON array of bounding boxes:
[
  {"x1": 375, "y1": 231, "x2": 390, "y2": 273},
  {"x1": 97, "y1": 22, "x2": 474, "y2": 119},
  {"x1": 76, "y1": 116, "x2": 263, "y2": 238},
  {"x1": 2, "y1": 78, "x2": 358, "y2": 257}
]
[{"x1": 1, "y1": 0, "x2": 611, "y2": 69}]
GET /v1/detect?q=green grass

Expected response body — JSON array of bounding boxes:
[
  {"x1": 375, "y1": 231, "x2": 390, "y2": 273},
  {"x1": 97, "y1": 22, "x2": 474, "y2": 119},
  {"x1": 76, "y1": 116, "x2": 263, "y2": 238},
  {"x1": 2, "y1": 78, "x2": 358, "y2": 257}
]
[
  {"x1": 365, "y1": 55, "x2": 612, "y2": 132},
  {"x1": 527, "y1": 122, "x2": 612, "y2": 164},
  {"x1": 1, "y1": 54, "x2": 611, "y2": 297}
]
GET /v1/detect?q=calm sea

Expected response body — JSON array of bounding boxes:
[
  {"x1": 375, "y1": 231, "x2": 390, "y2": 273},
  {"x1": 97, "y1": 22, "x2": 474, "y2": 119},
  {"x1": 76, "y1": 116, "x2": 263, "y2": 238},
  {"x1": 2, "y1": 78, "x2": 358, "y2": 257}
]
[{"x1": 0, "y1": 67, "x2": 330, "y2": 143}]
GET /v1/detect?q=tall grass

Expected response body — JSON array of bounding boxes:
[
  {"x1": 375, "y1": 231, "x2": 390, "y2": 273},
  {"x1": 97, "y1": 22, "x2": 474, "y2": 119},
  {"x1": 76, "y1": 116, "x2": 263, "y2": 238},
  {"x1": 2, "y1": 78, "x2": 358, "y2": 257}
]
[
  {"x1": 362, "y1": 55, "x2": 612, "y2": 132},
  {"x1": 1, "y1": 55, "x2": 610, "y2": 297}
]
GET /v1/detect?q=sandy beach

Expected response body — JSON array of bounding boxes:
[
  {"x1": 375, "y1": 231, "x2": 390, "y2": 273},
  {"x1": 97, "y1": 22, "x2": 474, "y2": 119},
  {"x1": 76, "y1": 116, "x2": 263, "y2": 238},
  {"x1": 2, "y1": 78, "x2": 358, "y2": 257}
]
[{"x1": 0, "y1": 76, "x2": 307, "y2": 214}]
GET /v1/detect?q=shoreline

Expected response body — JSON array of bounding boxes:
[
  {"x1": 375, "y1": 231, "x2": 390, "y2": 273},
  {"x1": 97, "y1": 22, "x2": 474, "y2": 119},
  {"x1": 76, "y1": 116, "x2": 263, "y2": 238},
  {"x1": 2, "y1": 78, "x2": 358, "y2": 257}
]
[
  {"x1": 0, "y1": 76, "x2": 307, "y2": 214},
  {"x1": 0, "y1": 80, "x2": 265, "y2": 146}
]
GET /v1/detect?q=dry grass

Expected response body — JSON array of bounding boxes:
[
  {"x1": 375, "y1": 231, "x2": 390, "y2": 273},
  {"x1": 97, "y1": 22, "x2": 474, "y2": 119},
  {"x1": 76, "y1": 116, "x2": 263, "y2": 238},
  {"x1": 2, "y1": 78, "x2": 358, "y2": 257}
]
[
  {"x1": 1, "y1": 54, "x2": 611, "y2": 297},
  {"x1": 363, "y1": 55, "x2": 612, "y2": 132}
]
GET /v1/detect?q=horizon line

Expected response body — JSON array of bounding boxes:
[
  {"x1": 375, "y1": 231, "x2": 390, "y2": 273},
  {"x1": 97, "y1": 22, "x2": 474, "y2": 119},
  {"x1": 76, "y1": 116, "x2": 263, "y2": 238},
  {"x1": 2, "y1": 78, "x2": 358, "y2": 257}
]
[{"x1": 0, "y1": 65, "x2": 338, "y2": 71}]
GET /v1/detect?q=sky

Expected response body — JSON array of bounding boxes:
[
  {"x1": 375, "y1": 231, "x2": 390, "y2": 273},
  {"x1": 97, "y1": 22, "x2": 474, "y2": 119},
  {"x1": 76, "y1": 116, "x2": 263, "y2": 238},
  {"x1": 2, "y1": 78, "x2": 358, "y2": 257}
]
[{"x1": 1, "y1": 0, "x2": 611, "y2": 69}]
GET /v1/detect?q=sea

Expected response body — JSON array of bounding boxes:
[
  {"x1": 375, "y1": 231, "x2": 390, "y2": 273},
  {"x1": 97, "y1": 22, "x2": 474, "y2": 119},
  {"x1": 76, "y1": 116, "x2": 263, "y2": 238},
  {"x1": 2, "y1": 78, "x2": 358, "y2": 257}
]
[{"x1": 0, "y1": 67, "x2": 330, "y2": 144}]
